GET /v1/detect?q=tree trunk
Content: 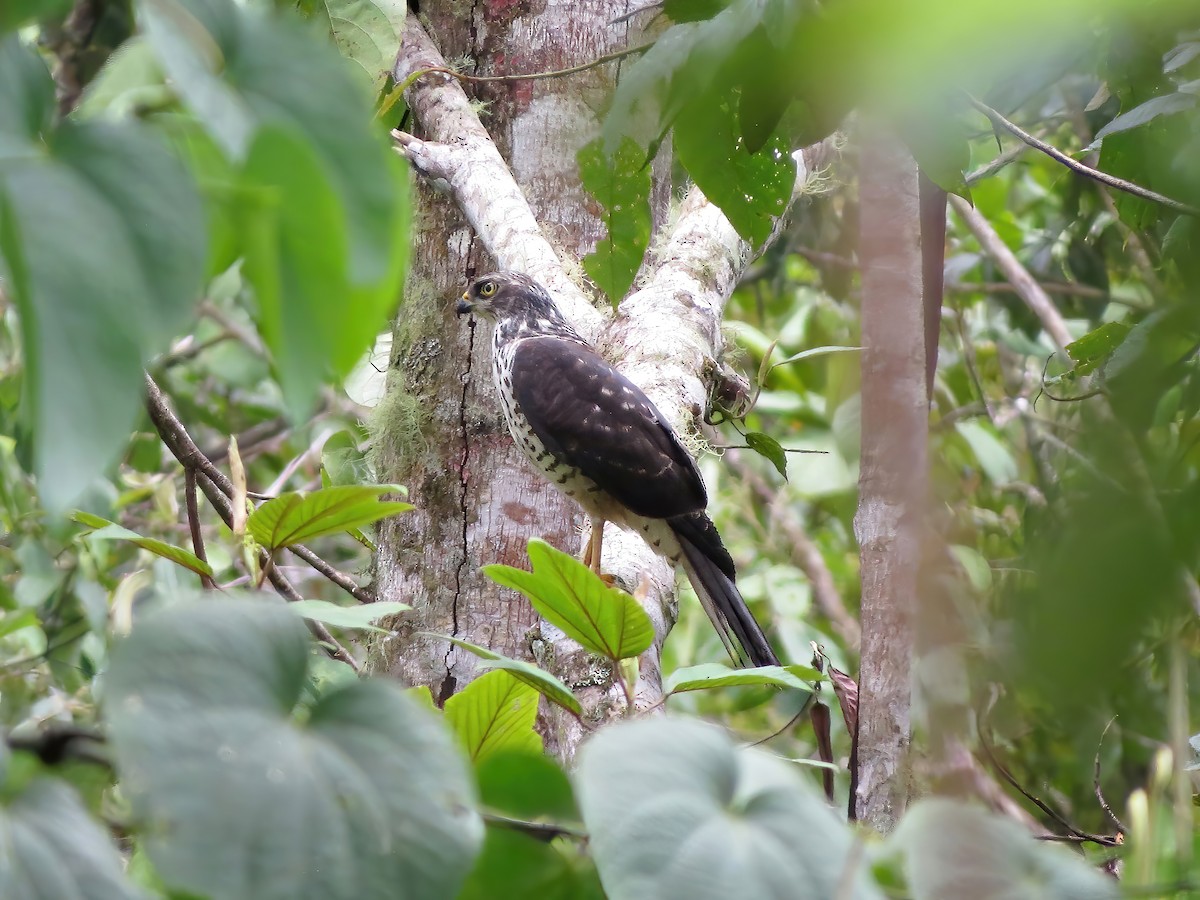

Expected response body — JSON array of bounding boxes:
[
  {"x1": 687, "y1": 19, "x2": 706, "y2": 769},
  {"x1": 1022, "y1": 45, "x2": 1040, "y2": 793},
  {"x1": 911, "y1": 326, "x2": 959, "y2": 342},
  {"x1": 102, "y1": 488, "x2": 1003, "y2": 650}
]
[
  {"x1": 851, "y1": 130, "x2": 927, "y2": 831},
  {"x1": 367, "y1": 2, "x2": 670, "y2": 761}
]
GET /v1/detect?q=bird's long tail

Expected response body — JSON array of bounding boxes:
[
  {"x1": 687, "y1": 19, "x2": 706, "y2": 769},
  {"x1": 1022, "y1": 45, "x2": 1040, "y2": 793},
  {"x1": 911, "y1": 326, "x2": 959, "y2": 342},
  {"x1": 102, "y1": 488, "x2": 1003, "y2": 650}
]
[{"x1": 669, "y1": 513, "x2": 779, "y2": 668}]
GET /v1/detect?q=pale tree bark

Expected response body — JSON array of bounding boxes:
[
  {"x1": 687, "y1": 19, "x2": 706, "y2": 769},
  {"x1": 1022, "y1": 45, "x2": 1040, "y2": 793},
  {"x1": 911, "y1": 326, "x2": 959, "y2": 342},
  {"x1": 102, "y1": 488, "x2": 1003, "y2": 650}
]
[
  {"x1": 367, "y1": 4, "x2": 813, "y2": 760},
  {"x1": 852, "y1": 130, "x2": 927, "y2": 832}
]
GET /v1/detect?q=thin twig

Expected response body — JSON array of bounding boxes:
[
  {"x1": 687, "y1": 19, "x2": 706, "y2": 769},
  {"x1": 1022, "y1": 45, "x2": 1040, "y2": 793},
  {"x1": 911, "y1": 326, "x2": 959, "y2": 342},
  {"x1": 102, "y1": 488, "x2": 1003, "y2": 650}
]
[
  {"x1": 144, "y1": 374, "x2": 361, "y2": 670},
  {"x1": 402, "y1": 42, "x2": 650, "y2": 87},
  {"x1": 1094, "y1": 716, "x2": 1126, "y2": 832},
  {"x1": 977, "y1": 711, "x2": 1120, "y2": 846},
  {"x1": 949, "y1": 194, "x2": 1075, "y2": 353},
  {"x1": 146, "y1": 374, "x2": 375, "y2": 605},
  {"x1": 184, "y1": 468, "x2": 215, "y2": 589},
  {"x1": 967, "y1": 95, "x2": 1200, "y2": 218},
  {"x1": 729, "y1": 456, "x2": 860, "y2": 650}
]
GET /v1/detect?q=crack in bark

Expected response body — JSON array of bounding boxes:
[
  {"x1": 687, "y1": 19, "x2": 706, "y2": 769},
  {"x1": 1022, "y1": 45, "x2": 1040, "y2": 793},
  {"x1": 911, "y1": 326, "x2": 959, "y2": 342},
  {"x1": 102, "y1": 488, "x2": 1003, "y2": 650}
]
[{"x1": 442, "y1": 313, "x2": 476, "y2": 698}]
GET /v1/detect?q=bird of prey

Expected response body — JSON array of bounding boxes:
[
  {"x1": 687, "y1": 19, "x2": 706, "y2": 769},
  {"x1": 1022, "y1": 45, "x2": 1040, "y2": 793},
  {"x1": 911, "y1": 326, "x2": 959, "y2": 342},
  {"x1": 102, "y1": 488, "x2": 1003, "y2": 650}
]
[{"x1": 457, "y1": 271, "x2": 778, "y2": 668}]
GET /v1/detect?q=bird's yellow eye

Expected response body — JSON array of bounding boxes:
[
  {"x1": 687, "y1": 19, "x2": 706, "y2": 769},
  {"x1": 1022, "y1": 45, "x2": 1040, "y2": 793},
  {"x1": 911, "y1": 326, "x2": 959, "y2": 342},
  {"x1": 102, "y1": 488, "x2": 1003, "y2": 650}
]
[{"x1": 478, "y1": 280, "x2": 497, "y2": 298}]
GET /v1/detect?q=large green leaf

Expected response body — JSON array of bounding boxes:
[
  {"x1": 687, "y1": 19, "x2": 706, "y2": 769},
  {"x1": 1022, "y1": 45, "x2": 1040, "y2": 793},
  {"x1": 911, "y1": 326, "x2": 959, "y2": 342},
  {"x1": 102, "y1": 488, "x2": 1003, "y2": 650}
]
[
  {"x1": 575, "y1": 718, "x2": 883, "y2": 900},
  {"x1": 444, "y1": 670, "x2": 543, "y2": 765},
  {"x1": 105, "y1": 596, "x2": 481, "y2": 900},
  {"x1": 892, "y1": 799, "x2": 1120, "y2": 899},
  {"x1": 247, "y1": 484, "x2": 412, "y2": 550},
  {"x1": 484, "y1": 539, "x2": 654, "y2": 661},
  {"x1": 138, "y1": 0, "x2": 412, "y2": 417},
  {"x1": 0, "y1": 753, "x2": 141, "y2": 900},
  {"x1": 0, "y1": 38, "x2": 205, "y2": 511},
  {"x1": 674, "y1": 83, "x2": 795, "y2": 245},
  {"x1": 443, "y1": 635, "x2": 582, "y2": 716},
  {"x1": 578, "y1": 137, "x2": 651, "y2": 304}
]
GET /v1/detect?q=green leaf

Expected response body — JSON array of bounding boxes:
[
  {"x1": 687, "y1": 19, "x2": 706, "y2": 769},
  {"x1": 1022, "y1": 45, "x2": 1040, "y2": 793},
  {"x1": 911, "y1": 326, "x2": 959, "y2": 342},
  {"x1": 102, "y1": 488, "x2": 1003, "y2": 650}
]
[
  {"x1": 484, "y1": 539, "x2": 654, "y2": 661},
  {"x1": 674, "y1": 84, "x2": 795, "y2": 245},
  {"x1": 0, "y1": 0, "x2": 72, "y2": 30},
  {"x1": 892, "y1": 799, "x2": 1120, "y2": 899},
  {"x1": 745, "y1": 431, "x2": 788, "y2": 480},
  {"x1": 73, "y1": 512, "x2": 214, "y2": 577},
  {"x1": 321, "y1": 429, "x2": 371, "y2": 487},
  {"x1": 442, "y1": 635, "x2": 583, "y2": 716},
  {"x1": 1064, "y1": 321, "x2": 1131, "y2": 376},
  {"x1": 1093, "y1": 92, "x2": 1197, "y2": 143},
  {"x1": 664, "y1": 663, "x2": 820, "y2": 694},
  {"x1": 0, "y1": 37, "x2": 206, "y2": 511},
  {"x1": 247, "y1": 484, "x2": 412, "y2": 550},
  {"x1": 0, "y1": 773, "x2": 142, "y2": 899},
  {"x1": 139, "y1": 0, "x2": 412, "y2": 418},
  {"x1": 955, "y1": 421, "x2": 1018, "y2": 485},
  {"x1": 575, "y1": 718, "x2": 884, "y2": 900},
  {"x1": 444, "y1": 670, "x2": 543, "y2": 765},
  {"x1": 462, "y1": 753, "x2": 601, "y2": 900},
  {"x1": 287, "y1": 599, "x2": 410, "y2": 632},
  {"x1": 312, "y1": 0, "x2": 407, "y2": 90},
  {"x1": 602, "y1": 0, "x2": 764, "y2": 152},
  {"x1": 578, "y1": 137, "x2": 651, "y2": 304},
  {"x1": 105, "y1": 595, "x2": 482, "y2": 900},
  {"x1": 662, "y1": 0, "x2": 730, "y2": 22},
  {"x1": 76, "y1": 37, "x2": 171, "y2": 120}
]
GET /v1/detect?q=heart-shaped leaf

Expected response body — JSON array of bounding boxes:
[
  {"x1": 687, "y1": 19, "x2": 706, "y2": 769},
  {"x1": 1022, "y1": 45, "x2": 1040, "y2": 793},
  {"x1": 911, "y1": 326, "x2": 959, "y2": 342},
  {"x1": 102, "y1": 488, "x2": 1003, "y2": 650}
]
[
  {"x1": 892, "y1": 799, "x2": 1120, "y2": 900},
  {"x1": 105, "y1": 595, "x2": 481, "y2": 900},
  {"x1": 575, "y1": 717, "x2": 883, "y2": 900},
  {"x1": 0, "y1": 759, "x2": 141, "y2": 900}
]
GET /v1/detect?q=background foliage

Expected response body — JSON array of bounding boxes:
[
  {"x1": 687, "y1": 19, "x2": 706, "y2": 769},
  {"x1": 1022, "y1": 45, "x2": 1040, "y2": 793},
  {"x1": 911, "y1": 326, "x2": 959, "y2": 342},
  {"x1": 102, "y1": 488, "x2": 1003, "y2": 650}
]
[{"x1": 1, "y1": 0, "x2": 1199, "y2": 897}]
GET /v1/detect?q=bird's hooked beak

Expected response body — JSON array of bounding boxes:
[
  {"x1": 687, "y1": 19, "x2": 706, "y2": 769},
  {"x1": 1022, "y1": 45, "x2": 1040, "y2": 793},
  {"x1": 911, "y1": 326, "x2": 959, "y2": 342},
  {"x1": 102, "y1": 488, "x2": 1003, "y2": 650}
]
[{"x1": 455, "y1": 292, "x2": 473, "y2": 316}]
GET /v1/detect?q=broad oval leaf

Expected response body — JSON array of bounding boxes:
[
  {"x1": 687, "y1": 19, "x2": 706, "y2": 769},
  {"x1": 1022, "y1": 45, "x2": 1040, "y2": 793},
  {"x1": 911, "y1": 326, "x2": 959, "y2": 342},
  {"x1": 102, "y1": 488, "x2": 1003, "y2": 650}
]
[
  {"x1": 247, "y1": 484, "x2": 412, "y2": 550},
  {"x1": 444, "y1": 669, "x2": 543, "y2": 765},
  {"x1": 287, "y1": 599, "x2": 410, "y2": 632},
  {"x1": 105, "y1": 596, "x2": 481, "y2": 900},
  {"x1": 73, "y1": 511, "x2": 213, "y2": 577},
  {"x1": 484, "y1": 539, "x2": 654, "y2": 661},
  {"x1": 664, "y1": 662, "x2": 820, "y2": 694},
  {"x1": 0, "y1": 38, "x2": 206, "y2": 511},
  {"x1": 575, "y1": 717, "x2": 883, "y2": 900},
  {"x1": 442, "y1": 634, "x2": 583, "y2": 716},
  {"x1": 0, "y1": 773, "x2": 142, "y2": 900},
  {"x1": 892, "y1": 799, "x2": 1120, "y2": 900}
]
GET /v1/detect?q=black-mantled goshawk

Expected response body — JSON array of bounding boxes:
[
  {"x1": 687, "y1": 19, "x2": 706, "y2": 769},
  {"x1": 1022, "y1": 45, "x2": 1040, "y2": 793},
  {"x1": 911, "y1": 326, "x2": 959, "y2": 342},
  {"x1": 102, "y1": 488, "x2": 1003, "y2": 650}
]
[{"x1": 457, "y1": 271, "x2": 778, "y2": 668}]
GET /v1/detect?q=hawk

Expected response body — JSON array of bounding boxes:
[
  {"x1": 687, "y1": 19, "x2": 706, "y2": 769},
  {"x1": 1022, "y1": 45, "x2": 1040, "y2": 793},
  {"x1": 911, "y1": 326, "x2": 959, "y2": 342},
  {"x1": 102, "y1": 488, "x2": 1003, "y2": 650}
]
[{"x1": 457, "y1": 271, "x2": 778, "y2": 668}]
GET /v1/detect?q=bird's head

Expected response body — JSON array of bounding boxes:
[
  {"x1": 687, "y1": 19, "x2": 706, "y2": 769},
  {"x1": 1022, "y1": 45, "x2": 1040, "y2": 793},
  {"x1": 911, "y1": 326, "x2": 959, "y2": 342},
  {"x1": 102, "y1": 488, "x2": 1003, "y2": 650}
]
[{"x1": 456, "y1": 272, "x2": 566, "y2": 326}]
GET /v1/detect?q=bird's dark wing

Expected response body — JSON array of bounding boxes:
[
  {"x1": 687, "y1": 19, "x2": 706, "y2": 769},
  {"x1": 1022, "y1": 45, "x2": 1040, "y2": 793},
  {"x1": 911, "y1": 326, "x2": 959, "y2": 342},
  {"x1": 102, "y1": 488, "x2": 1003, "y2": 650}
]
[{"x1": 510, "y1": 336, "x2": 707, "y2": 520}]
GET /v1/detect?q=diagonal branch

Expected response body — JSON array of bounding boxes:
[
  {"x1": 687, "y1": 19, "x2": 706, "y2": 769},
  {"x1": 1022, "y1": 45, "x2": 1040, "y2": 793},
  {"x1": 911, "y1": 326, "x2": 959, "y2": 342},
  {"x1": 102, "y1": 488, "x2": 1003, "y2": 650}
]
[
  {"x1": 967, "y1": 95, "x2": 1200, "y2": 218},
  {"x1": 145, "y1": 375, "x2": 361, "y2": 670}
]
